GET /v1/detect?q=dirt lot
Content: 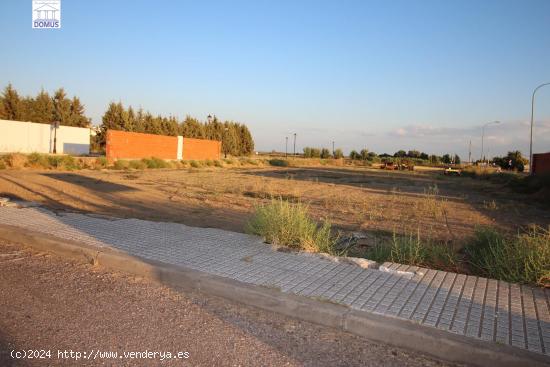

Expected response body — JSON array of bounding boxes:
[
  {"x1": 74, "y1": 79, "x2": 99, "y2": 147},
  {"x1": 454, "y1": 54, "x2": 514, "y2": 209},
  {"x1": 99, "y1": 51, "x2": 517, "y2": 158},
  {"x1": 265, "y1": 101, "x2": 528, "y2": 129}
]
[
  {"x1": 0, "y1": 166, "x2": 547, "y2": 245},
  {"x1": 0, "y1": 240, "x2": 458, "y2": 367}
]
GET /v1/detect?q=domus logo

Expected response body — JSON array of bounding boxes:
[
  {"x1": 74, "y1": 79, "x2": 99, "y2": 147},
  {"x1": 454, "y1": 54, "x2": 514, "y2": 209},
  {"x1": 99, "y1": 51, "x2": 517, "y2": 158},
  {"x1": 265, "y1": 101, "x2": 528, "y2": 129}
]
[{"x1": 32, "y1": 0, "x2": 61, "y2": 29}]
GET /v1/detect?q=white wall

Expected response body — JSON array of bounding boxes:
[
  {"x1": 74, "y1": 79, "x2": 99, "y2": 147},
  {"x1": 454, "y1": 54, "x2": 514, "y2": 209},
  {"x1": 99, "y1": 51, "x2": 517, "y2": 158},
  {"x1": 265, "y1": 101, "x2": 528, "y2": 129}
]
[
  {"x1": 56, "y1": 125, "x2": 91, "y2": 155},
  {"x1": 0, "y1": 119, "x2": 90, "y2": 155}
]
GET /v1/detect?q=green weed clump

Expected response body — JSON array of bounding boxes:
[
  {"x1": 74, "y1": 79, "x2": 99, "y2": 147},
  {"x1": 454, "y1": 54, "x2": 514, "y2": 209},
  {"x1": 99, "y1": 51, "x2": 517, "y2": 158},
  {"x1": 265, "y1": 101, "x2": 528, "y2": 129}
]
[
  {"x1": 240, "y1": 158, "x2": 259, "y2": 166},
  {"x1": 47, "y1": 155, "x2": 78, "y2": 170},
  {"x1": 2, "y1": 153, "x2": 27, "y2": 168},
  {"x1": 268, "y1": 159, "x2": 289, "y2": 167},
  {"x1": 189, "y1": 160, "x2": 201, "y2": 168},
  {"x1": 113, "y1": 160, "x2": 130, "y2": 170},
  {"x1": 464, "y1": 226, "x2": 550, "y2": 286},
  {"x1": 142, "y1": 157, "x2": 170, "y2": 169},
  {"x1": 214, "y1": 160, "x2": 223, "y2": 167},
  {"x1": 365, "y1": 230, "x2": 458, "y2": 271},
  {"x1": 246, "y1": 198, "x2": 337, "y2": 253},
  {"x1": 95, "y1": 157, "x2": 109, "y2": 169},
  {"x1": 129, "y1": 160, "x2": 147, "y2": 170},
  {"x1": 26, "y1": 152, "x2": 50, "y2": 168}
]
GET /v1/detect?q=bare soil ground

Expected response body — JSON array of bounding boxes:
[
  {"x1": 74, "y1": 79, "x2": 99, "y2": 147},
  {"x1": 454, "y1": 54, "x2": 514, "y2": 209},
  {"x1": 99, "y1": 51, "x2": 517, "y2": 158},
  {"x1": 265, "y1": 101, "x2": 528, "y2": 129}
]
[
  {"x1": 0, "y1": 166, "x2": 547, "y2": 245},
  {"x1": 0, "y1": 240, "x2": 459, "y2": 367}
]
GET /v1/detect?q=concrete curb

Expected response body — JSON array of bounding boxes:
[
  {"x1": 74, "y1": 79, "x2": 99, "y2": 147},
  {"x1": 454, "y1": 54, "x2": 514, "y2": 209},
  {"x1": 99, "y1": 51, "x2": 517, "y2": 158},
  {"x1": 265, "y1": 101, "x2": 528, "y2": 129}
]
[{"x1": 0, "y1": 224, "x2": 548, "y2": 367}]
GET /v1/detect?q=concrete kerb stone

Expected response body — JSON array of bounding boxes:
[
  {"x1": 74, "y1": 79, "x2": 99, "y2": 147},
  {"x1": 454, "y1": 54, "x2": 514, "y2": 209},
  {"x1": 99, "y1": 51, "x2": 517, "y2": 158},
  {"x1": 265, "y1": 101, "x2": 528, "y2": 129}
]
[{"x1": 0, "y1": 224, "x2": 548, "y2": 367}]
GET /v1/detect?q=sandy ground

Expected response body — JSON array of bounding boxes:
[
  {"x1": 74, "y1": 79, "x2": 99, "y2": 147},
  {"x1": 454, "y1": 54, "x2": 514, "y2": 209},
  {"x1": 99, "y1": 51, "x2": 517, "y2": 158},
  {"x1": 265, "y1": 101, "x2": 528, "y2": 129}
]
[
  {"x1": 0, "y1": 167, "x2": 547, "y2": 244},
  {"x1": 0, "y1": 240, "x2": 460, "y2": 367}
]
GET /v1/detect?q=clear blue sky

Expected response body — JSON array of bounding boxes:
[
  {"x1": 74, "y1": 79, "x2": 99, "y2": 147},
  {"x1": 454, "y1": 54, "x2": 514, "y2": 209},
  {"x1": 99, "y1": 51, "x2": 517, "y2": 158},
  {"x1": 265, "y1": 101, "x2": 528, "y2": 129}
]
[{"x1": 1, "y1": 0, "x2": 549, "y2": 158}]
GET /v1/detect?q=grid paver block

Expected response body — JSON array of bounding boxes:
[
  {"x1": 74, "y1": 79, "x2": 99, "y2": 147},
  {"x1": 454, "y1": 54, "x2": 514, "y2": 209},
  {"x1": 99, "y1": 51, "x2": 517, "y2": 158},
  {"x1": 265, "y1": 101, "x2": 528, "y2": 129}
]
[{"x1": 1, "y1": 207, "x2": 549, "y2": 357}]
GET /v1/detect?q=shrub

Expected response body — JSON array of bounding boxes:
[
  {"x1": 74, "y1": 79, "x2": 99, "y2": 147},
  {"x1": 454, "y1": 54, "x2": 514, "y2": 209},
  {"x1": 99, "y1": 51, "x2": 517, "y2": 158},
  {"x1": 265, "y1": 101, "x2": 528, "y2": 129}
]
[
  {"x1": 26, "y1": 153, "x2": 50, "y2": 168},
  {"x1": 95, "y1": 157, "x2": 109, "y2": 169},
  {"x1": 320, "y1": 148, "x2": 331, "y2": 159},
  {"x1": 190, "y1": 160, "x2": 201, "y2": 168},
  {"x1": 333, "y1": 149, "x2": 344, "y2": 159},
  {"x1": 62, "y1": 155, "x2": 78, "y2": 170},
  {"x1": 349, "y1": 150, "x2": 360, "y2": 160},
  {"x1": 365, "y1": 230, "x2": 458, "y2": 271},
  {"x1": 214, "y1": 160, "x2": 223, "y2": 167},
  {"x1": 142, "y1": 157, "x2": 170, "y2": 169},
  {"x1": 3, "y1": 153, "x2": 27, "y2": 168},
  {"x1": 129, "y1": 160, "x2": 147, "y2": 170},
  {"x1": 241, "y1": 158, "x2": 259, "y2": 165},
  {"x1": 464, "y1": 226, "x2": 550, "y2": 286},
  {"x1": 113, "y1": 160, "x2": 130, "y2": 170},
  {"x1": 268, "y1": 159, "x2": 289, "y2": 167},
  {"x1": 205, "y1": 159, "x2": 214, "y2": 166},
  {"x1": 47, "y1": 155, "x2": 78, "y2": 170},
  {"x1": 246, "y1": 198, "x2": 337, "y2": 253},
  {"x1": 223, "y1": 158, "x2": 235, "y2": 165}
]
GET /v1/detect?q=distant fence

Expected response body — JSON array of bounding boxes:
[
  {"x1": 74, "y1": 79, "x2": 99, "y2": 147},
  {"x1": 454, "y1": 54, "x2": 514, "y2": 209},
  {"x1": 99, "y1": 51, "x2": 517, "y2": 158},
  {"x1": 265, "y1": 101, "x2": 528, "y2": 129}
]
[
  {"x1": 532, "y1": 152, "x2": 550, "y2": 175},
  {"x1": 0, "y1": 119, "x2": 90, "y2": 155},
  {"x1": 106, "y1": 130, "x2": 221, "y2": 160}
]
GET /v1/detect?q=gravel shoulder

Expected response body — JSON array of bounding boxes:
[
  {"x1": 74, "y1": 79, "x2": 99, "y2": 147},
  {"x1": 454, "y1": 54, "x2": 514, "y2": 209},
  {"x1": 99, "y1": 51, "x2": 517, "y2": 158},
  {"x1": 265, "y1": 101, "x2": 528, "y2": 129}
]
[{"x1": 0, "y1": 240, "x2": 460, "y2": 367}]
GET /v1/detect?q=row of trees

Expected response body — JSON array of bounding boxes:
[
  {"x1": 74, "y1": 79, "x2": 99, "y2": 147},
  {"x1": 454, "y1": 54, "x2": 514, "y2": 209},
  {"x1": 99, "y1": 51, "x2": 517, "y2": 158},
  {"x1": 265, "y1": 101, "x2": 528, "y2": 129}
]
[
  {"x1": 303, "y1": 147, "x2": 344, "y2": 159},
  {"x1": 99, "y1": 102, "x2": 254, "y2": 155},
  {"x1": 491, "y1": 151, "x2": 528, "y2": 172},
  {"x1": 0, "y1": 84, "x2": 91, "y2": 127},
  {"x1": 0, "y1": 85, "x2": 255, "y2": 156},
  {"x1": 349, "y1": 149, "x2": 461, "y2": 165},
  {"x1": 300, "y1": 146, "x2": 462, "y2": 165}
]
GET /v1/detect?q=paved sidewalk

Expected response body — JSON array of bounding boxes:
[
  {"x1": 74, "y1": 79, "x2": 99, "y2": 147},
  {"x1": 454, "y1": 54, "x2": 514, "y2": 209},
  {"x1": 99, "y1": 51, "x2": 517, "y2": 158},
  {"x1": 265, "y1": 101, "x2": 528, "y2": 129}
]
[{"x1": 0, "y1": 206, "x2": 549, "y2": 359}]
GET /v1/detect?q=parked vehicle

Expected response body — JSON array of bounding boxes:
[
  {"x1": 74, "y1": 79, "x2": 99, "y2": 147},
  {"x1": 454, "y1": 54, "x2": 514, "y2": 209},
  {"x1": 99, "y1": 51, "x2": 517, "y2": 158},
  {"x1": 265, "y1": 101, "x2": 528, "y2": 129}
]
[{"x1": 444, "y1": 167, "x2": 461, "y2": 176}]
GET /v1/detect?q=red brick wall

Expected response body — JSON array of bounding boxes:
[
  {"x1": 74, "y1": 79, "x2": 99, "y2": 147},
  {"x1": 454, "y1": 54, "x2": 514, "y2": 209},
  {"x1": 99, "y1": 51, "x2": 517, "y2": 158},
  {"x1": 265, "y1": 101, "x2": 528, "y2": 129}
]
[
  {"x1": 182, "y1": 138, "x2": 221, "y2": 160},
  {"x1": 106, "y1": 130, "x2": 178, "y2": 159},
  {"x1": 533, "y1": 152, "x2": 550, "y2": 175}
]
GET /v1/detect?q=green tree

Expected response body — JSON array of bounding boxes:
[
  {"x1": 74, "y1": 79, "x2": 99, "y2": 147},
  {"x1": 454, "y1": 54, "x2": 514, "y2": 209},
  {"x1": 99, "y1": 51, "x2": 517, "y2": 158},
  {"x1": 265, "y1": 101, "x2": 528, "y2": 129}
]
[
  {"x1": 0, "y1": 98, "x2": 6, "y2": 119},
  {"x1": 453, "y1": 154, "x2": 461, "y2": 164},
  {"x1": 333, "y1": 148, "x2": 344, "y2": 159},
  {"x1": 52, "y1": 88, "x2": 72, "y2": 125},
  {"x1": 181, "y1": 116, "x2": 205, "y2": 138},
  {"x1": 31, "y1": 89, "x2": 55, "y2": 123},
  {"x1": 441, "y1": 154, "x2": 452, "y2": 164},
  {"x1": 2, "y1": 84, "x2": 21, "y2": 120},
  {"x1": 68, "y1": 97, "x2": 91, "y2": 127},
  {"x1": 360, "y1": 149, "x2": 370, "y2": 160},
  {"x1": 161, "y1": 116, "x2": 179, "y2": 136},
  {"x1": 394, "y1": 150, "x2": 407, "y2": 158},
  {"x1": 493, "y1": 151, "x2": 528, "y2": 172},
  {"x1": 320, "y1": 148, "x2": 331, "y2": 159},
  {"x1": 97, "y1": 102, "x2": 130, "y2": 146},
  {"x1": 205, "y1": 116, "x2": 226, "y2": 141},
  {"x1": 349, "y1": 150, "x2": 359, "y2": 160},
  {"x1": 238, "y1": 124, "x2": 254, "y2": 155},
  {"x1": 408, "y1": 150, "x2": 421, "y2": 158},
  {"x1": 222, "y1": 122, "x2": 240, "y2": 156},
  {"x1": 429, "y1": 155, "x2": 440, "y2": 164}
]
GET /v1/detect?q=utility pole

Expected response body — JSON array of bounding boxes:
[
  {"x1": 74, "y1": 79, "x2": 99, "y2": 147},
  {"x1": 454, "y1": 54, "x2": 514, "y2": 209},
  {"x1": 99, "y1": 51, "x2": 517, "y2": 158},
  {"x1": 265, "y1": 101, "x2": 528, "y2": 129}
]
[
  {"x1": 52, "y1": 121, "x2": 60, "y2": 154},
  {"x1": 285, "y1": 136, "x2": 288, "y2": 158},
  {"x1": 468, "y1": 140, "x2": 472, "y2": 164},
  {"x1": 293, "y1": 133, "x2": 296, "y2": 157},
  {"x1": 332, "y1": 141, "x2": 335, "y2": 157}
]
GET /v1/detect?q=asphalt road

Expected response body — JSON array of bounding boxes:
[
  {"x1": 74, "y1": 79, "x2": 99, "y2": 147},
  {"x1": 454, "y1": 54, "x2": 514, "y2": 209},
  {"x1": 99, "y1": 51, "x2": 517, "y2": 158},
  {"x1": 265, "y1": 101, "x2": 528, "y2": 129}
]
[{"x1": 0, "y1": 240, "x2": 460, "y2": 367}]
